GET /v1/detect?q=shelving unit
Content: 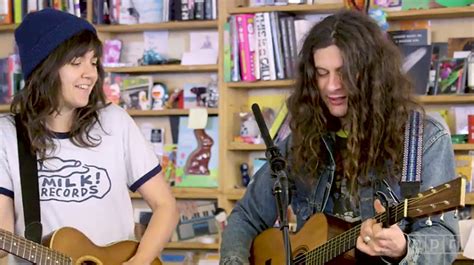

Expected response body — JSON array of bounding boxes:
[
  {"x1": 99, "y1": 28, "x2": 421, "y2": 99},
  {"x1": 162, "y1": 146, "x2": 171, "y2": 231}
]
[
  {"x1": 1, "y1": 0, "x2": 474, "y2": 259},
  {"x1": 127, "y1": 108, "x2": 218, "y2": 117},
  {"x1": 228, "y1": 3, "x2": 343, "y2": 14},
  {"x1": 0, "y1": 104, "x2": 9, "y2": 112},
  {"x1": 131, "y1": 187, "x2": 220, "y2": 200},
  {"x1": 165, "y1": 241, "x2": 219, "y2": 250},
  {"x1": 104, "y1": 64, "x2": 218, "y2": 73},
  {"x1": 95, "y1": 20, "x2": 218, "y2": 33}
]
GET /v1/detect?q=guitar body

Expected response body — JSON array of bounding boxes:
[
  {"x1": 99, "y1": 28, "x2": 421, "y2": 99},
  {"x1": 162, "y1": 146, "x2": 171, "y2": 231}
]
[
  {"x1": 43, "y1": 227, "x2": 162, "y2": 265},
  {"x1": 250, "y1": 213, "x2": 356, "y2": 265}
]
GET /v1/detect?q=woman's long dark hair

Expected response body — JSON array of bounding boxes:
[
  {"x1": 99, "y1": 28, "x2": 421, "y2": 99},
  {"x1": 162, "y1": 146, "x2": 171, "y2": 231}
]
[
  {"x1": 287, "y1": 10, "x2": 421, "y2": 194},
  {"x1": 11, "y1": 30, "x2": 107, "y2": 159}
]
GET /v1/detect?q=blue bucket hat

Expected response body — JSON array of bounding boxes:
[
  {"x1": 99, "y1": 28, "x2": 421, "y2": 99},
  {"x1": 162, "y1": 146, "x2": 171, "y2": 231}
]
[{"x1": 15, "y1": 8, "x2": 97, "y2": 80}]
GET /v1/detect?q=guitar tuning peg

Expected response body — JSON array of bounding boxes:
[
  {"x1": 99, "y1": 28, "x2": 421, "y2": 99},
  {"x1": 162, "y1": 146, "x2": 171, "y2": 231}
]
[
  {"x1": 454, "y1": 209, "x2": 459, "y2": 219},
  {"x1": 440, "y1": 213, "x2": 444, "y2": 222},
  {"x1": 425, "y1": 216, "x2": 433, "y2": 226}
]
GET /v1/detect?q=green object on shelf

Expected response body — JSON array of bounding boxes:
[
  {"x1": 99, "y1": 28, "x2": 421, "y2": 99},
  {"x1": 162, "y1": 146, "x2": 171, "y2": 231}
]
[
  {"x1": 436, "y1": 0, "x2": 474, "y2": 7},
  {"x1": 402, "y1": 0, "x2": 430, "y2": 10},
  {"x1": 452, "y1": 134, "x2": 468, "y2": 144},
  {"x1": 402, "y1": 0, "x2": 474, "y2": 10}
]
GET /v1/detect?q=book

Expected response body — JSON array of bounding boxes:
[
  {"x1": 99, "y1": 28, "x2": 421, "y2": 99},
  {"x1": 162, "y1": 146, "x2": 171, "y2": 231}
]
[
  {"x1": 176, "y1": 200, "x2": 219, "y2": 240},
  {"x1": 175, "y1": 116, "x2": 219, "y2": 187},
  {"x1": 0, "y1": 0, "x2": 13, "y2": 24},
  {"x1": 230, "y1": 16, "x2": 241, "y2": 82},
  {"x1": 400, "y1": 45, "x2": 433, "y2": 95},
  {"x1": 388, "y1": 29, "x2": 430, "y2": 46},
  {"x1": 255, "y1": 12, "x2": 273, "y2": 81},
  {"x1": 270, "y1": 12, "x2": 285, "y2": 80},
  {"x1": 183, "y1": 83, "x2": 208, "y2": 109},
  {"x1": 236, "y1": 14, "x2": 257, "y2": 82},
  {"x1": 120, "y1": 75, "x2": 153, "y2": 110}
]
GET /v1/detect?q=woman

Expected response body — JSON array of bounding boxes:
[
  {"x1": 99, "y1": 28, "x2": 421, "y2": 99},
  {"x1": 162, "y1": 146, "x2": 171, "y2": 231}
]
[{"x1": 0, "y1": 8, "x2": 178, "y2": 265}]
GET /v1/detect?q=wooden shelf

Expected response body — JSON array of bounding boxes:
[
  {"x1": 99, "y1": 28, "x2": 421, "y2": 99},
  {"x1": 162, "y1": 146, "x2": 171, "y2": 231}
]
[
  {"x1": 127, "y1": 108, "x2": 218, "y2": 117},
  {"x1": 130, "y1": 187, "x2": 219, "y2": 199},
  {"x1": 0, "y1": 104, "x2": 9, "y2": 112},
  {"x1": 453, "y1": 144, "x2": 474, "y2": 151},
  {"x1": 226, "y1": 188, "x2": 246, "y2": 201},
  {"x1": 104, "y1": 64, "x2": 217, "y2": 73},
  {"x1": 228, "y1": 142, "x2": 266, "y2": 151},
  {"x1": 165, "y1": 241, "x2": 219, "y2": 250},
  {"x1": 466, "y1": 192, "x2": 474, "y2": 205},
  {"x1": 417, "y1": 95, "x2": 474, "y2": 104},
  {"x1": 387, "y1": 6, "x2": 474, "y2": 20},
  {"x1": 227, "y1": 4, "x2": 474, "y2": 21},
  {"x1": 228, "y1": 3, "x2": 343, "y2": 14},
  {"x1": 0, "y1": 24, "x2": 16, "y2": 32},
  {"x1": 95, "y1": 20, "x2": 218, "y2": 33},
  {"x1": 226, "y1": 79, "x2": 295, "y2": 89}
]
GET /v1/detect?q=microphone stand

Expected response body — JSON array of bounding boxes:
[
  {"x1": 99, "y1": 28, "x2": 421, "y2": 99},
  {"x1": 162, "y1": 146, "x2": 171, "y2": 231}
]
[{"x1": 251, "y1": 103, "x2": 293, "y2": 265}]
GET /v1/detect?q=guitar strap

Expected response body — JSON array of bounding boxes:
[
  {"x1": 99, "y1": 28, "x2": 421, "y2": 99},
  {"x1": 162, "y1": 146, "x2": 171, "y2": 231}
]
[
  {"x1": 14, "y1": 114, "x2": 43, "y2": 244},
  {"x1": 400, "y1": 110, "x2": 424, "y2": 199}
]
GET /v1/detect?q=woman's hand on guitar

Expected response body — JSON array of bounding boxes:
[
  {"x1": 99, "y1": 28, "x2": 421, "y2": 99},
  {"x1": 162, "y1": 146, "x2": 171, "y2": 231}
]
[{"x1": 356, "y1": 199, "x2": 407, "y2": 259}]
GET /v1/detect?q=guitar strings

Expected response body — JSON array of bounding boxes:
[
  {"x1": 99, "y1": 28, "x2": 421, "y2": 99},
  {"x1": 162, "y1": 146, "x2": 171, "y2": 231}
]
[
  {"x1": 292, "y1": 185, "x2": 454, "y2": 264},
  {"x1": 0, "y1": 230, "x2": 70, "y2": 265}
]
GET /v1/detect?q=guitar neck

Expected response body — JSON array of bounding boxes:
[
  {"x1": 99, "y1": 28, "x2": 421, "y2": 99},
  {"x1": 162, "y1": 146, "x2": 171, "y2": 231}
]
[
  {"x1": 303, "y1": 202, "x2": 406, "y2": 264},
  {"x1": 0, "y1": 229, "x2": 70, "y2": 265}
]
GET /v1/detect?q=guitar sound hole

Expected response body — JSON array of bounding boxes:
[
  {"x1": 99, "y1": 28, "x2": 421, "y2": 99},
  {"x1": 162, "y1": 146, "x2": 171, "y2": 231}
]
[{"x1": 80, "y1": 262, "x2": 98, "y2": 265}]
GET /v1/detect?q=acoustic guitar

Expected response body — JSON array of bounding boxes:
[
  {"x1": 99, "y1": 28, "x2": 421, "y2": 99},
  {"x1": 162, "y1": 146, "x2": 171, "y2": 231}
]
[
  {"x1": 0, "y1": 226, "x2": 162, "y2": 265},
  {"x1": 250, "y1": 177, "x2": 466, "y2": 265}
]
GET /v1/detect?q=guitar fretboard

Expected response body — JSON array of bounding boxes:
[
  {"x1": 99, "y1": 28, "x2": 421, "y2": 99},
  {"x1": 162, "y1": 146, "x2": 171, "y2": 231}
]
[{"x1": 0, "y1": 229, "x2": 70, "y2": 265}]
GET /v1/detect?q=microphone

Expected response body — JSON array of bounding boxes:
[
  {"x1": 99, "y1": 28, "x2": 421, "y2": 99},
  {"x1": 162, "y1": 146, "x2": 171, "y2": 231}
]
[
  {"x1": 251, "y1": 103, "x2": 286, "y2": 172},
  {"x1": 251, "y1": 103, "x2": 293, "y2": 265},
  {"x1": 251, "y1": 103, "x2": 274, "y2": 148}
]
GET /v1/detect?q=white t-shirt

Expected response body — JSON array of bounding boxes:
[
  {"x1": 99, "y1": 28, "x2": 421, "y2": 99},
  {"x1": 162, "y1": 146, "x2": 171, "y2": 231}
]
[{"x1": 0, "y1": 104, "x2": 161, "y2": 264}]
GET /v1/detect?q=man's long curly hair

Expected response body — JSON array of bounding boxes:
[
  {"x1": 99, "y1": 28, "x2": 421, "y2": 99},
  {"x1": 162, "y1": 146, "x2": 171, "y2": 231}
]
[
  {"x1": 11, "y1": 30, "x2": 107, "y2": 159},
  {"x1": 287, "y1": 10, "x2": 421, "y2": 194}
]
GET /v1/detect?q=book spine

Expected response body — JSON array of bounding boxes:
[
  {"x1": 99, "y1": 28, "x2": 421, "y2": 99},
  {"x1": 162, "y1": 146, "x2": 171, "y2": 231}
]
[
  {"x1": 270, "y1": 12, "x2": 285, "y2": 79},
  {"x1": 286, "y1": 16, "x2": 298, "y2": 78},
  {"x1": 223, "y1": 21, "x2": 232, "y2": 82},
  {"x1": 230, "y1": 16, "x2": 241, "y2": 82},
  {"x1": 204, "y1": 0, "x2": 212, "y2": 20},
  {"x1": 14, "y1": 0, "x2": 23, "y2": 24},
  {"x1": 194, "y1": 0, "x2": 204, "y2": 20},
  {"x1": 181, "y1": 0, "x2": 189, "y2": 20},
  {"x1": 280, "y1": 16, "x2": 292, "y2": 79},
  {"x1": 255, "y1": 12, "x2": 271, "y2": 81},
  {"x1": 263, "y1": 12, "x2": 276, "y2": 80},
  {"x1": 236, "y1": 14, "x2": 257, "y2": 82}
]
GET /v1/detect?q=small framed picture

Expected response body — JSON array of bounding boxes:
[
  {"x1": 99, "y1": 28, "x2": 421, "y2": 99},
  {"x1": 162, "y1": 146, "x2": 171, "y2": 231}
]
[{"x1": 434, "y1": 58, "x2": 467, "y2": 94}]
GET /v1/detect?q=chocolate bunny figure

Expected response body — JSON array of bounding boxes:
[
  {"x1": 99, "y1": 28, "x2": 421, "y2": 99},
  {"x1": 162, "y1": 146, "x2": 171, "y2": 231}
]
[{"x1": 185, "y1": 128, "x2": 214, "y2": 175}]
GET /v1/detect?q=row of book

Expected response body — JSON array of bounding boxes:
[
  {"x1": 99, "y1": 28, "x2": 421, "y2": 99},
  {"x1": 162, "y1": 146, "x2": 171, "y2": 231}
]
[
  {"x1": 224, "y1": 12, "x2": 318, "y2": 83},
  {"x1": 388, "y1": 25, "x2": 474, "y2": 95},
  {"x1": 0, "y1": 0, "x2": 85, "y2": 24},
  {"x1": 240, "y1": 0, "x2": 339, "y2": 6},
  {"x1": 99, "y1": 0, "x2": 218, "y2": 25}
]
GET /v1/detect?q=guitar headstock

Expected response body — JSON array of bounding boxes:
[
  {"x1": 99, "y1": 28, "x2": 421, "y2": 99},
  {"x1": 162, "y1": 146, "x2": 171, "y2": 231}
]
[{"x1": 406, "y1": 177, "x2": 466, "y2": 218}]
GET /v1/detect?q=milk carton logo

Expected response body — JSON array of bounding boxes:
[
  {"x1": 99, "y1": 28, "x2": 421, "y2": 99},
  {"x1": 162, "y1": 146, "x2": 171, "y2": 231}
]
[{"x1": 38, "y1": 157, "x2": 111, "y2": 202}]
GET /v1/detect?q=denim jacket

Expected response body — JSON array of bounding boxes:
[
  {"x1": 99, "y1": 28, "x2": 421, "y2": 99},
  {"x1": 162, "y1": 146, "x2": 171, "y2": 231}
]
[{"x1": 220, "y1": 115, "x2": 459, "y2": 265}]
